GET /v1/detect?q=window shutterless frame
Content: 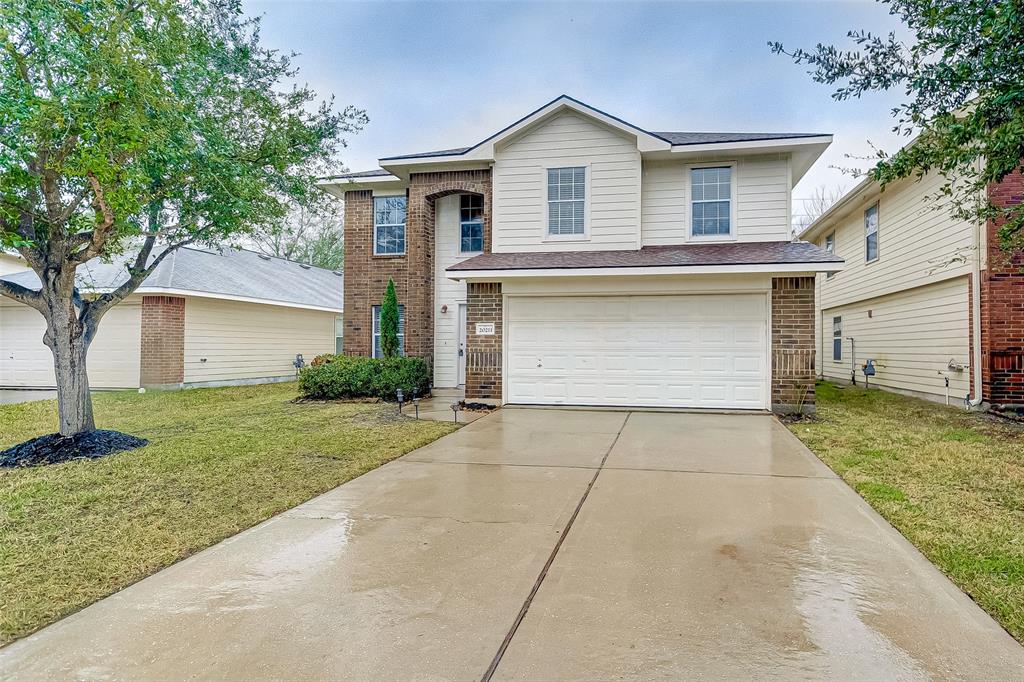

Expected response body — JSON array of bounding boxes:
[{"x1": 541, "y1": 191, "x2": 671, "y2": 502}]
[
  {"x1": 371, "y1": 304, "x2": 405, "y2": 358},
  {"x1": 832, "y1": 316, "x2": 842, "y2": 362},
  {"x1": 543, "y1": 165, "x2": 589, "y2": 241},
  {"x1": 459, "y1": 194, "x2": 484, "y2": 253},
  {"x1": 864, "y1": 202, "x2": 879, "y2": 263},
  {"x1": 373, "y1": 195, "x2": 407, "y2": 256},
  {"x1": 687, "y1": 162, "x2": 737, "y2": 241}
]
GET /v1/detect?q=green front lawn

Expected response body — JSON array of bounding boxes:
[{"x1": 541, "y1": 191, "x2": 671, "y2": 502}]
[
  {"x1": 0, "y1": 383, "x2": 456, "y2": 645},
  {"x1": 788, "y1": 381, "x2": 1024, "y2": 642}
]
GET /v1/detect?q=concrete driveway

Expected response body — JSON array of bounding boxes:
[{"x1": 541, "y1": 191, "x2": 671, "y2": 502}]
[{"x1": 2, "y1": 409, "x2": 1022, "y2": 680}]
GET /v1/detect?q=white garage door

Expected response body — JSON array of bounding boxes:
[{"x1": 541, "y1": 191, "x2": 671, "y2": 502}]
[
  {"x1": 506, "y1": 294, "x2": 768, "y2": 409},
  {"x1": 0, "y1": 303, "x2": 142, "y2": 388}
]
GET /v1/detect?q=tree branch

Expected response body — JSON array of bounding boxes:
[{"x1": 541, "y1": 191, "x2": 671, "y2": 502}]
[
  {"x1": 0, "y1": 277, "x2": 44, "y2": 312},
  {"x1": 69, "y1": 173, "x2": 117, "y2": 264},
  {"x1": 81, "y1": 237, "x2": 194, "y2": 334}
]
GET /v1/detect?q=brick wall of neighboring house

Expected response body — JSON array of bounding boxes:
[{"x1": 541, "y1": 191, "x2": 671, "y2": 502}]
[
  {"x1": 982, "y1": 170, "x2": 1024, "y2": 405},
  {"x1": 465, "y1": 282, "x2": 502, "y2": 402},
  {"x1": 771, "y1": 276, "x2": 816, "y2": 413},
  {"x1": 140, "y1": 295, "x2": 185, "y2": 387},
  {"x1": 342, "y1": 170, "x2": 491, "y2": 377}
]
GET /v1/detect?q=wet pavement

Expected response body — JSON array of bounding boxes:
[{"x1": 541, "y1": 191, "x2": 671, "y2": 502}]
[{"x1": 1, "y1": 409, "x2": 1021, "y2": 680}]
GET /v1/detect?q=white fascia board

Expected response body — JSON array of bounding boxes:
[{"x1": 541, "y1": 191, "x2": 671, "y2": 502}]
[
  {"x1": 317, "y1": 175, "x2": 404, "y2": 198},
  {"x1": 667, "y1": 135, "x2": 833, "y2": 156},
  {"x1": 447, "y1": 261, "x2": 844, "y2": 280},
  {"x1": 379, "y1": 96, "x2": 672, "y2": 169},
  {"x1": 136, "y1": 287, "x2": 344, "y2": 313}
]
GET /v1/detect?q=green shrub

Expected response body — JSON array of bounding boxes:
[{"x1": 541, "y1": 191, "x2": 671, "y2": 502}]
[{"x1": 298, "y1": 355, "x2": 430, "y2": 401}]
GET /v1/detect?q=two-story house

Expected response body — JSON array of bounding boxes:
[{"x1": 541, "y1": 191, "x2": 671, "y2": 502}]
[
  {"x1": 321, "y1": 96, "x2": 842, "y2": 413},
  {"x1": 800, "y1": 164, "x2": 1024, "y2": 408}
]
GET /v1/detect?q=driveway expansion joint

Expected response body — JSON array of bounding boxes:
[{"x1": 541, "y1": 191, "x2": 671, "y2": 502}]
[{"x1": 480, "y1": 412, "x2": 632, "y2": 682}]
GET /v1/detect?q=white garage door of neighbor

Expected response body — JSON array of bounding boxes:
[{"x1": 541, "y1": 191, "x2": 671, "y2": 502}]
[
  {"x1": 506, "y1": 294, "x2": 769, "y2": 409},
  {"x1": 0, "y1": 303, "x2": 142, "y2": 388}
]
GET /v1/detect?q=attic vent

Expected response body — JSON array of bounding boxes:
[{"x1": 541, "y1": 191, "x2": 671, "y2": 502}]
[
  {"x1": 299, "y1": 263, "x2": 311, "y2": 269},
  {"x1": 257, "y1": 254, "x2": 272, "y2": 261}
]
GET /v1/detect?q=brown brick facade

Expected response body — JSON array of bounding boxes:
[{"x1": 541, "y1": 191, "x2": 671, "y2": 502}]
[
  {"x1": 465, "y1": 282, "x2": 502, "y2": 402},
  {"x1": 981, "y1": 170, "x2": 1024, "y2": 404},
  {"x1": 771, "y1": 276, "x2": 816, "y2": 413},
  {"x1": 140, "y1": 295, "x2": 185, "y2": 387},
  {"x1": 342, "y1": 170, "x2": 492, "y2": 378}
]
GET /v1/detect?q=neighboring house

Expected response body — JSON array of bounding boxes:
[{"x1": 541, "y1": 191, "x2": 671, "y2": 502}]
[
  {"x1": 0, "y1": 252, "x2": 27, "y2": 277},
  {"x1": 320, "y1": 95, "x2": 842, "y2": 412},
  {"x1": 800, "y1": 167, "x2": 1024, "y2": 407},
  {"x1": 0, "y1": 247, "x2": 343, "y2": 390}
]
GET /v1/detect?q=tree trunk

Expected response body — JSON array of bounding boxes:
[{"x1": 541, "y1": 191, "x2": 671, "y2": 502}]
[{"x1": 41, "y1": 276, "x2": 96, "y2": 436}]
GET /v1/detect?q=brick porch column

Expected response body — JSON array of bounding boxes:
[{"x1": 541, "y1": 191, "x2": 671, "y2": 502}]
[
  {"x1": 771, "y1": 277, "x2": 816, "y2": 414},
  {"x1": 140, "y1": 295, "x2": 185, "y2": 388},
  {"x1": 465, "y1": 282, "x2": 502, "y2": 402}
]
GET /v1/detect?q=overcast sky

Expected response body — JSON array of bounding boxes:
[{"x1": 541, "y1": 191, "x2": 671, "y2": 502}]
[{"x1": 244, "y1": 0, "x2": 911, "y2": 222}]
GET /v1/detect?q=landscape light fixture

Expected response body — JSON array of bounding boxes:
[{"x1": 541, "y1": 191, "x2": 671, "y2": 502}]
[
  {"x1": 451, "y1": 402, "x2": 461, "y2": 423},
  {"x1": 396, "y1": 389, "x2": 404, "y2": 414}
]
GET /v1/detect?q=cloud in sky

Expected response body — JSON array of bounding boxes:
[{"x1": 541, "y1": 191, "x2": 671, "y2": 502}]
[{"x1": 245, "y1": 0, "x2": 912, "y2": 216}]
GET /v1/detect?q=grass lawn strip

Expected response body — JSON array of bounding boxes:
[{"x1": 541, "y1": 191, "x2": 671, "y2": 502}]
[
  {"x1": 0, "y1": 382, "x2": 456, "y2": 645},
  {"x1": 787, "y1": 381, "x2": 1024, "y2": 643}
]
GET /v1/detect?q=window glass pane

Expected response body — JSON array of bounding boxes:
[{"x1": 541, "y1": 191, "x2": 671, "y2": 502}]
[
  {"x1": 691, "y1": 167, "x2": 731, "y2": 237},
  {"x1": 867, "y1": 233, "x2": 878, "y2": 261},
  {"x1": 547, "y1": 167, "x2": 585, "y2": 236},
  {"x1": 372, "y1": 305, "x2": 405, "y2": 358},
  {"x1": 374, "y1": 196, "x2": 406, "y2": 255}
]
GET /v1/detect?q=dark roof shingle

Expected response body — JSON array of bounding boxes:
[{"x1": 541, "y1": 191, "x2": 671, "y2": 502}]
[{"x1": 447, "y1": 241, "x2": 841, "y2": 272}]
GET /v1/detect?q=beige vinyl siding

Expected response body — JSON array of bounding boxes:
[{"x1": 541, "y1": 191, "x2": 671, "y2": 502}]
[
  {"x1": 818, "y1": 170, "x2": 975, "y2": 310},
  {"x1": 640, "y1": 154, "x2": 791, "y2": 246},
  {"x1": 492, "y1": 110, "x2": 641, "y2": 252},
  {"x1": 183, "y1": 298, "x2": 335, "y2": 384},
  {"x1": 433, "y1": 195, "x2": 469, "y2": 388},
  {"x1": 820, "y1": 277, "x2": 970, "y2": 401},
  {"x1": 0, "y1": 297, "x2": 141, "y2": 388}
]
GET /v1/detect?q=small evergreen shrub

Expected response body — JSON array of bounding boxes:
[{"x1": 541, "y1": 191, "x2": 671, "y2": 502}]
[{"x1": 299, "y1": 355, "x2": 430, "y2": 400}]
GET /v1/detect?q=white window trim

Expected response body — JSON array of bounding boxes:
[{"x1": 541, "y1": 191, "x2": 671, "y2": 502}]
[
  {"x1": 371, "y1": 304, "x2": 405, "y2": 358},
  {"x1": 864, "y1": 201, "x2": 880, "y2": 264},
  {"x1": 542, "y1": 163, "x2": 591, "y2": 242},
  {"x1": 459, "y1": 194, "x2": 485, "y2": 255},
  {"x1": 686, "y1": 161, "x2": 738, "y2": 243},
  {"x1": 373, "y1": 195, "x2": 407, "y2": 256}
]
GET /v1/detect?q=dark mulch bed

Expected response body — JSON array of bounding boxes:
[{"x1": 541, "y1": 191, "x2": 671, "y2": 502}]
[{"x1": 0, "y1": 430, "x2": 148, "y2": 468}]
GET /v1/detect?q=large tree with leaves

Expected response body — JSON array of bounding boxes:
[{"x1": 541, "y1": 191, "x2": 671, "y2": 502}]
[
  {"x1": 771, "y1": 0, "x2": 1024, "y2": 251},
  {"x1": 0, "y1": 0, "x2": 366, "y2": 435}
]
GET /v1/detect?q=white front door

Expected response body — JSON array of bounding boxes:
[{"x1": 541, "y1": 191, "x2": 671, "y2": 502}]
[
  {"x1": 505, "y1": 294, "x2": 768, "y2": 409},
  {"x1": 457, "y1": 303, "x2": 467, "y2": 387}
]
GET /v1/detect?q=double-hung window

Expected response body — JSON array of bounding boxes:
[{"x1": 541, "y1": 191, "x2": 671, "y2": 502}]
[
  {"x1": 335, "y1": 315, "x2": 344, "y2": 354},
  {"x1": 691, "y1": 166, "x2": 733, "y2": 237},
  {"x1": 825, "y1": 232, "x2": 836, "y2": 279},
  {"x1": 547, "y1": 167, "x2": 585, "y2": 236},
  {"x1": 864, "y1": 203, "x2": 879, "y2": 262},
  {"x1": 460, "y1": 194, "x2": 484, "y2": 253},
  {"x1": 374, "y1": 195, "x2": 406, "y2": 255},
  {"x1": 372, "y1": 305, "x2": 405, "y2": 358},
  {"x1": 832, "y1": 316, "x2": 843, "y2": 362}
]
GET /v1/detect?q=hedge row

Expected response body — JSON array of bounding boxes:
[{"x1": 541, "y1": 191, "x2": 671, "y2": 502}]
[{"x1": 298, "y1": 355, "x2": 430, "y2": 400}]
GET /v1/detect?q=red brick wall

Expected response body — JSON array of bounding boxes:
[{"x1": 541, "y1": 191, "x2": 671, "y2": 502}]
[
  {"x1": 771, "y1": 277, "x2": 816, "y2": 413},
  {"x1": 465, "y1": 282, "x2": 502, "y2": 402},
  {"x1": 342, "y1": 170, "x2": 492, "y2": 374},
  {"x1": 140, "y1": 295, "x2": 185, "y2": 387},
  {"x1": 982, "y1": 170, "x2": 1024, "y2": 404}
]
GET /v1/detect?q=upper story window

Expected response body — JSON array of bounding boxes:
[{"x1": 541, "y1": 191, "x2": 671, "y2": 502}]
[
  {"x1": 547, "y1": 167, "x2": 586, "y2": 236},
  {"x1": 374, "y1": 195, "x2": 406, "y2": 256},
  {"x1": 460, "y1": 194, "x2": 484, "y2": 253},
  {"x1": 825, "y1": 232, "x2": 836, "y2": 279},
  {"x1": 690, "y1": 166, "x2": 733, "y2": 237},
  {"x1": 864, "y1": 202, "x2": 879, "y2": 262}
]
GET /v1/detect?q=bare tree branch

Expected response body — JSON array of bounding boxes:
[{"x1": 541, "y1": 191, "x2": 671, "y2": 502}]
[{"x1": 0, "y1": 277, "x2": 44, "y2": 312}]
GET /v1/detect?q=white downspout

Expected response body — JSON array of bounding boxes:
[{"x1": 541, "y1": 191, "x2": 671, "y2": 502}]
[{"x1": 969, "y1": 212, "x2": 984, "y2": 408}]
